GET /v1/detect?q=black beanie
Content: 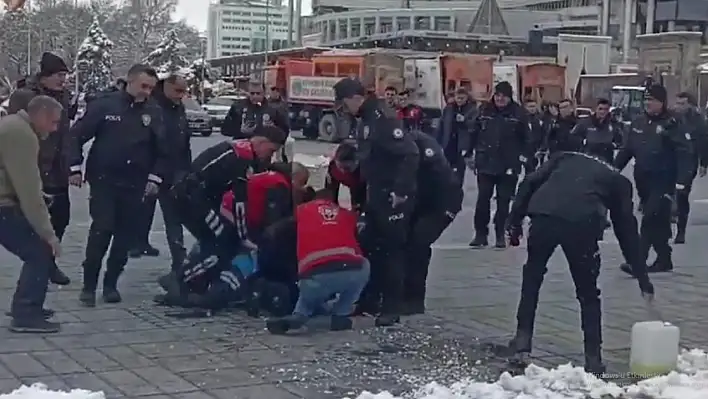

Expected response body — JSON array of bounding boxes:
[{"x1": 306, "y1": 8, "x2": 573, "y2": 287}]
[
  {"x1": 39, "y1": 52, "x2": 69, "y2": 77},
  {"x1": 494, "y1": 81, "x2": 514, "y2": 98},
  {"x1": 645, "y1": 84, "x2": 667, "y2": 103},
  {"x1": 255, "y1": 125, "x2": 288, "y2": 145}
]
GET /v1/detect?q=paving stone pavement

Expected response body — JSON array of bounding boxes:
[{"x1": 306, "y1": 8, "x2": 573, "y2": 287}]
[{"x1": 1, "y1": 138, "x2": 708, "y2": 398}]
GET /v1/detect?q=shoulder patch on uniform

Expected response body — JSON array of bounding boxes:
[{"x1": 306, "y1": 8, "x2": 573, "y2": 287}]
[
  {"x1": 685, "y1": 133, "x2": 692, "y2": 140},
  {"x1": 424, "y1": 148, "x2": 434, "y2": 157},
  {"x1": 393, "y1": 129, "x2": 403, "y2": 139},
  {"x1": 656, "y1": 125, "x2": 663, "y2": 134}
]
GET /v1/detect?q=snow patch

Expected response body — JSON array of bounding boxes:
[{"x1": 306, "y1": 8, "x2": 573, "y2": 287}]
[
  {"x1": 354, "y1": 349, "x2": 708, "y2": 399},
  {"x1": 0, "y1": 383, "x2": 104, "y2": 398}
]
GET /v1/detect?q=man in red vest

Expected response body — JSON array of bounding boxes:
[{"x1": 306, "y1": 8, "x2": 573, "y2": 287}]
[{"x1": 266, "y1": 188, "x2": 370, "y2": 334}]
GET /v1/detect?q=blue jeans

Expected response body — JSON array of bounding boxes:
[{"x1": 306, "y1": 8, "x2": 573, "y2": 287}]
[
  {"x1": 0, "y1": 206, "x2": 54, "y2": 319},
  {"x1": 294, "y1": 260, "x2": 370, "y2": 318}
]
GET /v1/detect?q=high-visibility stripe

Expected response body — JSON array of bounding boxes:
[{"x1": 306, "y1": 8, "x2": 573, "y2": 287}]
[{"x1": 298, "y1": 246, "x2": 358, "y2": 270}]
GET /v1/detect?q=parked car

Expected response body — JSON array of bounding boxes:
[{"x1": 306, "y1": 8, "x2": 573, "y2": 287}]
[
  {"x1": 202, "y1": 95, "x2": 244, "y2": 129},
  {"x1": 184, "y1": 97, "x2": 212, "y2": 137}
]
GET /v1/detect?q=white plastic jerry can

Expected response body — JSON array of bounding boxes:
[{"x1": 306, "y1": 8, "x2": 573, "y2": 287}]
[{"x1": 629, "y1": 321, "x2": 680, "y2": 376}]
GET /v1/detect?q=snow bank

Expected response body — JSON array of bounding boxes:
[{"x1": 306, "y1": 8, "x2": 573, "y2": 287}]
[
  {"x1": 354, "y1": 349, "x2": 708, "y2": 399},
  {"x1": 0, "y1": 383, "x2": 104, "y2": 398}
]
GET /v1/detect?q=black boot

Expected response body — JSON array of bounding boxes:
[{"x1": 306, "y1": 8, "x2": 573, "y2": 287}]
[
  {"x1": 50, "y1": 267, "x2": 71, "y2": 285},
  {"x1": 266, "y1": 314, "x2": 306, "y2": 334},
  {"x1": 79, "y1": 290, "x2": 96, "y2": 307},
  {"x1": 401, "y1": 300, "x2": 425, "y2": 316},
  {"x1": 330, "y1": 315, "x2": 354, "y2": 331},
  {"x1": 142, "y1": 244, "x2": 160, "y2": 257},
  {"x1": 102, "y1": 268, "x2": 123, "y2": 303},
  {"x1": 9, "y1": 318, "x2": 61, "y2": 334},
  {"x1": 374, "y1": 313, "x2": 400, "y2": 327},
  {"x1": 674, "y1": 230, "x2": 686, "y2": 244},
  {"x1": 507, "y1": 330, "x2": 533, "y2": 353},
  {"x1": 580, "y1": 291, "x2": 605, "y2": 375},
  {"x1": 647, "y1": 257, "x2": 673, "y2": 273},
  {"x1": 128, "y1": 248, "x2": 143, "y2": 258},
  {"x1": 584, "y1": 351, "x2": 606, "y2": 375},
  {"x1": 469, "y1": 233, "x2": 488, "y2": 248},
  {"x1": 494, "y1": 232, "x2": 507, "y2": 249}
]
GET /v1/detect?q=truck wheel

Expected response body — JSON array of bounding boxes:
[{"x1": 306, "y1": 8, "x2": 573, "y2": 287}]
[
  {"x1": 318, "y1": 114, "x2": 338, "y2": 142},
  {"x1": 200, "y1": 130, "x2": 213, "y2": 137}
]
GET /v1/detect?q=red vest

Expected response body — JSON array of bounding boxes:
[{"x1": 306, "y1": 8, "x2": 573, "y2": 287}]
[
  {"x1": 296, "y1": 199, "x2": 362, "y2": 276},
  {"x1": 246, "y1": 171, "x2": 291, "y2": 231}
]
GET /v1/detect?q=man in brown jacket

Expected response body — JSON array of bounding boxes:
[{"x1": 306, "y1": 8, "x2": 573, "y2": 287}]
[
  {"x1": 8, "y1": 52, "x2": 76, "y2": 286},
  {"x1": 0, "y1": 95, "x2": 64, "y2": 333}
]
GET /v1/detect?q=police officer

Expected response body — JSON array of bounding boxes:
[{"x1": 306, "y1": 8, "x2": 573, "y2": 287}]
[
  {"x1": 571, "y1": 98, "x2": 622, "y2": 163},
  {"x1": 436, "y1": 88, "x2": 476, "y2": 186},
  {"x1": 545, "y1": 98, "x2": 578, "y2": 155},
  {"x1": 404, "y1": 131, "x2": 462, "y2": 315},
  {"x1": 524, "y1": 97, "x2": 547, "y2": 169},
  {"x1": 68, "y1": 64, "x2": 171, "y2": 307},
  {"x1": 130, "y1": 74, "x2": 192, "y2": 267},
  {"x1": 466, "y1": 81, "x2": 530, "y2": 249},
  {"x1": 615, "y1": 84, "x2": 694, "y2": 275},
  {"x1": 223, "y1": 81, "x2": 288, "y2": 139},
  {"x1": 333, "y1": 77, "x2": 419, "y2": 327},
  {"x1": 505, "y1": 151, "x2": 655, "y2": 374},
  {"x1": 672, "y1": 92, "x2": 708, "y2": 244}
]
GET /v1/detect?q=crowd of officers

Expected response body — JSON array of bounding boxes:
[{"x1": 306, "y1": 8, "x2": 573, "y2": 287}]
[{"x1": 0, "y1": 52, "x2": 704, "y2": 375}]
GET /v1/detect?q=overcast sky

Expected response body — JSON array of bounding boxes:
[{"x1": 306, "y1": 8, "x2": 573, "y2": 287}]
[{"x1": 175, "y1": 0, "x2": 312, "y2": 32}]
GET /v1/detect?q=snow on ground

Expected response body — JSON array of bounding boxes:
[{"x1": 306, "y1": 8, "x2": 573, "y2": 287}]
[
  {"x1": 0, "y1": 384, "x2": 103, "y2": 398},
  {"x1": 5, "y1": 350, "x2": 708, "y2": 398},
  {"x1": 354, "y1": 349, "x2": 708, "y2": 399}
]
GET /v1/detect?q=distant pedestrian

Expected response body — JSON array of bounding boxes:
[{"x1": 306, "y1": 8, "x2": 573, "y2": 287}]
[{"x1": 0, "y1": 96, "x2": 64, "y2": 333}]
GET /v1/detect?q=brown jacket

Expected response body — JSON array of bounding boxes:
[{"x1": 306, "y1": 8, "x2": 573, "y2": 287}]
[
  {"x1": 8, "y1": 76, "x2": 75, "y2": 189},
  {"x1": 0, "y1": 111, "x2": 58, "y2": 246}
]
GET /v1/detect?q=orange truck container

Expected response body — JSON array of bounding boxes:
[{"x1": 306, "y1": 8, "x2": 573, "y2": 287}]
[{"x1": 518, "y1": 63, "x2": 566, "y2": 104}]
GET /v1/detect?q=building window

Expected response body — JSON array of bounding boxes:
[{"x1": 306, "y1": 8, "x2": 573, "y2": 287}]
[
  {"x1": 414, "y1": 16, "x2": 430, "y2": 30},
  {"x1": 396, "y1": 16, "x2": 411, "y2": 30},
  {"x1": 380, "y1": 17, "x2": 393, "y2": 33},
  {"x1": 434, "y1": 16, "x2": 450, "y2": 31},
  {"x1": 364, "y1": 17, "x2": 375, "y2": 35},
  {"x1": 351, "y1": 19, "x2": 361, "y2": 37}
]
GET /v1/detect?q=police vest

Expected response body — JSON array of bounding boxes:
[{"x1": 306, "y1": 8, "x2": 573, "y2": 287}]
[{"x1": 296, "y1": 199, "x2": 363, "y2": 277}]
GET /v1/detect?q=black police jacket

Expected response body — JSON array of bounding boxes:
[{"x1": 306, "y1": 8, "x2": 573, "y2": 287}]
[
  {"x1": 614, "y1": 111, "x2": 693, "y2": 191},
  {"x1": 355, "y1": 97, "x2": 419, "y2": 197},
  {"x1": 677, "y1": 108, "x2": 708, "y2": 170},
  {"x1": 526, "y1": 113, "x2": 546, "y2": 154},
  {"x1": 571, "y1": 115, "x2": 622, "y2": 162},
  {"x1": 469, "y1": 101, "x2": 530, "y2": 176},
  {"x1": 413, "y1": 131, "x2": 463, "y2": 213},
  {"x1": 223, "y1": 99, "x2": 288, "y2": 139},
  {"x1": 68, "y1": 91, "x2": 170, "y2": 188},
  {"x1": 436, "y1": 101, "x2": 476, "y2": 160},
  {"x1": 154, "y1": 92, "x2": 192, "y2": 184},
  {"x1": 545, "y1": 115, "x2": 578, "y2": 153},
  {"x1": 508, "y1": 152, "x2": 645, "y2": 276},
  {"x1": 184, "y1": 140, "x2": 262, "y2": 208}
]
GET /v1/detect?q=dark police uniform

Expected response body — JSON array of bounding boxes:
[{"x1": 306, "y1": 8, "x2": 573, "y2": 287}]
[
  {"x1": 614, "y1": 109, "x2": 693, "y2": 272},
  {"x1": 356, "y1": 97, "x2": 419, "y2": 325},
  {"x1": 403, "y1": 131, "x2": 462, "y2": 314},
  {"x1": 223, "y1": 99, "x2": 288, "y2": 139},
  {"x1": 68, "y1": 91, "x2": 170, "y2": 304},
  {"x1": 436, "y1": 100, "x2": 476, "y2": 186},
  {"x1": 132, "y1": 89, "x2": 191, "y2": 266},
  {"x1": 674, "y1": 107, "x2": 708, "y2": 242},
  {"x1": 526, "y1": 112, "x2": 547, "y2": 169},
  {"x1": 506, "y1": 152, "x2": 654, "y2": 374},
  {"x1": 467, "y1": 100, "x2": 529, "y2": 248},
  {"x1": 545, "y1": 114, "x2": 578, "y2": 154},
  {"x1": 571, "y1": 114, "x2": 623, "y2": 163}
]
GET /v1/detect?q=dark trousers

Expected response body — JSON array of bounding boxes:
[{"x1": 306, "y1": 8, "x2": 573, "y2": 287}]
[
  {"x1": 45, "y1": 187, "x2": 70, "y2": 240},
  {"x1": 635, "y1": 174, "x2": 673, "y2": 262},
  {"x1": 135, "y1": 190, "x2": 186, "y2": 269},
  {"x1": 0, "y1": 206, "x2": 54, "y2": 319},
  {"x1": 173, "y1": 192, "x2": 239, "y2": 283},
  {"x1": 474, "y1": 173, "x2": 517, "y2": 236},
  {"x1": 82, "y1": 183, "x2": 143, "y2": 291},
  {"x1": 675, "y1": 181, "x2": 694, "y2": 235},
  {"x1": 403, "y1": 210, "x2": 455, "y2": 303},
  {"x1": 450, "y1": 156, "x2": 466, "y2": 189},
  {"x1": 516, "y1": 216, "x2": 603, "y2": 354},
  {"x1": 359, "y1": 185, "x2": 416, "y2": 314},
  {"x1": 44, "y1": 187, "x2": 70, "y2": 276}
]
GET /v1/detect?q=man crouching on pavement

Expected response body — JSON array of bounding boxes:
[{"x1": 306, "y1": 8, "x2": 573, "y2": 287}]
[
  {"x1": 0, "y1": 96, "x2": 64, "y2": 333},
  {"x1": 266, "y1": 187, "x2": 370, "y2": 334}
]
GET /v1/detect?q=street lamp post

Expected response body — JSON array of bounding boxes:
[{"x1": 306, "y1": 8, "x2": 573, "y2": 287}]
[{"x1": 264, "y1": 0, "x2": 270, "y2": 67}]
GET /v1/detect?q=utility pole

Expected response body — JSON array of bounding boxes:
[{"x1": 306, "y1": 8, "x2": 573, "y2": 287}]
[
  {"x1": 26, "y1": 0, "x2": 32, "y2": 74},
  {"x1": 287, "y1": 0, "x2": 294, "y2": 47},
  {"x1": 264, "y1": 0, "x2": 270, "y2": 67}
]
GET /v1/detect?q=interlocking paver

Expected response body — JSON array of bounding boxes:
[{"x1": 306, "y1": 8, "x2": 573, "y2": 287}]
[{"x1": 1, "y1": 138, "x2": 708, "y2": 397}]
